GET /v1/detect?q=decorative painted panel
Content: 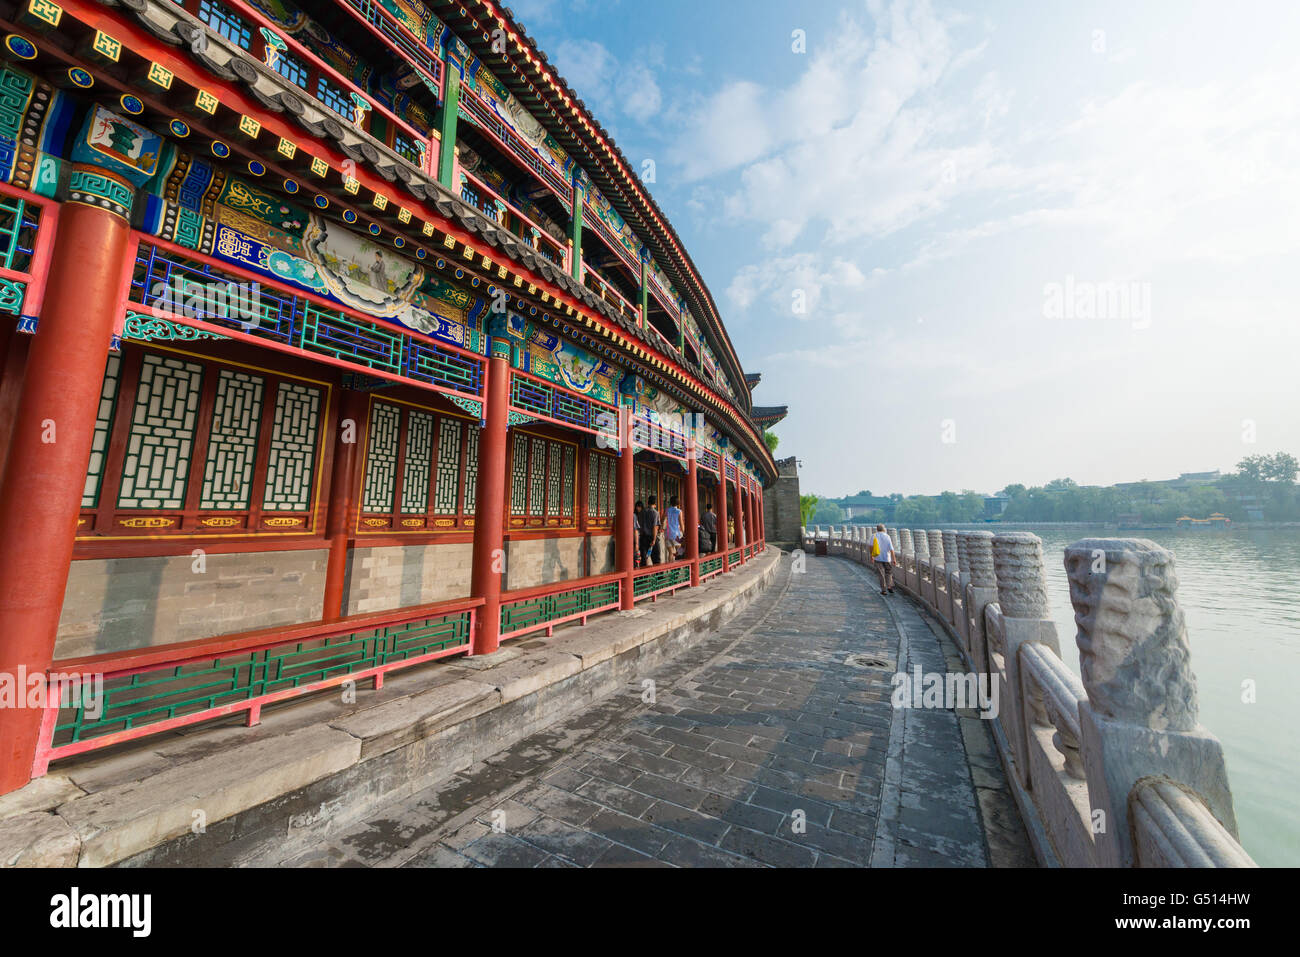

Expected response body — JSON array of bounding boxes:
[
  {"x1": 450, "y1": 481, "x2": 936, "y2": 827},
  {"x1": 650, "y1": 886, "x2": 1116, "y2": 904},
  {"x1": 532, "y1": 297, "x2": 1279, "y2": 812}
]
[{"x1": 463, "y1": 424, "x2": 479, "y2": 515}]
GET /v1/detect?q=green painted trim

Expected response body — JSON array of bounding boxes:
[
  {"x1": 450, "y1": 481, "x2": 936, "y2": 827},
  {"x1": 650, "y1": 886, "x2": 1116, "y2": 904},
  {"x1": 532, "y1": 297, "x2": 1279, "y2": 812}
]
[{"x1": 569, "y1": 185, "x2": 583, "y2": 281}]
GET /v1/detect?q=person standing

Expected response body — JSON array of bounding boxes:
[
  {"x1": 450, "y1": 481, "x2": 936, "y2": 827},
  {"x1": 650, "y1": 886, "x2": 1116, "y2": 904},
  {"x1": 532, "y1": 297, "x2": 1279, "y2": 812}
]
[
  {"x1": 641, "y1": 496, "x2": 662, "y2": 566},
  {"x1": 871, "y1": 523, "x2": 896, "y2": 595},
  {"x1": 665, "y1": 495, "x2": 683, "y2": 560},
  {"x1": 701, "y1": 502, "x2": 718, "y2": 553},
  {"x1": 633, "y1": 500, "x2": 645, "y2": 569}
]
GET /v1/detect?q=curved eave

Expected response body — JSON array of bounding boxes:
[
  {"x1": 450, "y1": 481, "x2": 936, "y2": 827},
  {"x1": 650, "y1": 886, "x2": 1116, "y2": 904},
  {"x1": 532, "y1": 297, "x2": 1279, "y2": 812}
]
[
  {"x1": 433, "y1": 0, "x2": 751, "y2": 410},
  {"x1": 752, "y1": 406, "x2": 788, "y2": 428}
]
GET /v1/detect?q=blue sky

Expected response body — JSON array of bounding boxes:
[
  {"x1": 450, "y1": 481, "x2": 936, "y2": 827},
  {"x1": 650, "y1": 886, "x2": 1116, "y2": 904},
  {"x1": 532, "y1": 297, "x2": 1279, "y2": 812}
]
[{"x1": 509, "y1": 0, "x2": 1300, "y2": 497}]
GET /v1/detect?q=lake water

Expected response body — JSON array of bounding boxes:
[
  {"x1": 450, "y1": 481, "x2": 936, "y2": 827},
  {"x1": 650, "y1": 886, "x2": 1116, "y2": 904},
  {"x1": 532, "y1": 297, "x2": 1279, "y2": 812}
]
[{"x1": 937, "y1": 525, "x2": 1299, "y2": 867}]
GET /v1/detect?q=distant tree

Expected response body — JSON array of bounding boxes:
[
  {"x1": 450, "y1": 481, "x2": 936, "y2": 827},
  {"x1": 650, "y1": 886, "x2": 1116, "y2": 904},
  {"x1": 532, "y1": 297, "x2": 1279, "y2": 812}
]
[
  {"x1": 799, "y1": 494, "x2": 819, "y2": 526},
  {"x1": 763, "y1": 431, "x2": 779, "y2": 453},
  {"x1": 894, "y1": 495, "x2": 938, "y2": 526},
  {"x1": 999, "y1": 484, "x2": 1027, "y2": 499},
  {"x1": 1264, "y1": 452, "x2": 1299, "y2": 485},
  {"x1": 812, "y1": 500, "x2": 844, "y2": 524}
]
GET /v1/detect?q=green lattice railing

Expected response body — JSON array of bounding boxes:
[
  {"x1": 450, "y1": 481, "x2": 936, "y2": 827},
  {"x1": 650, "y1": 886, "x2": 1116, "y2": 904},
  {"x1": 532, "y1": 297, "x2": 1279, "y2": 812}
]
[
  {"x1": 728, "y1": 549, "x2": 742, "y2": 565},
  {"x1": 632, "y1": 563, "x2": 692, "y2": 599},
  {"x1": 500, "y1": 579, "x2": 621, "y2": 638},
  {"x1": 51, "y1": 611, "x2": 472, "y2": 747},
  {"x1": 0, "y1": 187, "x2": 43, "y2": 317},
  {"x1": 700, "y1": 556, "x2": 724, "y2": 577}
]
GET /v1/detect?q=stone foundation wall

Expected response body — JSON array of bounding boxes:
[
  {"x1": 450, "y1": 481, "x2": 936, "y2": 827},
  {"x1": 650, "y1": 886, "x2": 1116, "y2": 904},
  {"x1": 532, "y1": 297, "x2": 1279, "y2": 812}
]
[
  {"x1": 505, "y1": 536, "x2": 584, "y2": 590},
  {"x1": 56, "y1": 549, "x2": 329, "y2": 659},
  {"x1": 343, "y1": 542, "x2": 473, "y2": 616},
  {"x1": 586, "y1": 533, "x2": 615, "y2": 576}
]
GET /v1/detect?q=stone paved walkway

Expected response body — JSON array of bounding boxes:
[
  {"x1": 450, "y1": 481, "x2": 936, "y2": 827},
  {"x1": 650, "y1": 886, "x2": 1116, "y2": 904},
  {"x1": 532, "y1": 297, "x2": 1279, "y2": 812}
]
[{"x1": 283, "y1": 554, "x2": 1035, "y2": 868}]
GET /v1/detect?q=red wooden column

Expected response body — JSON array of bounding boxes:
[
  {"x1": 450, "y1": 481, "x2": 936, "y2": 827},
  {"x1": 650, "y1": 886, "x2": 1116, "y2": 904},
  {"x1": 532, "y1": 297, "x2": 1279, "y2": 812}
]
[
  {"x1": 469, "y1": 346, "x2": 510, "y2": 655},
  {"x1": 684, "y1": 451, "x2": 700, "y2": 587},
  {"x1": 758, "y1": 486, "x2": 766, "y2": 545},
  {"x1": 748, "y1": 484, "x2": 758, "y2": 551},
  {"x1": 322, "y1": 389, "x2": 368, "y2": 621},
  {"x1": 733, "y1": 477, "x2": 745, "y2": 563},
  {"x1": 615, "y1": 408, "x2": 635, "y2": 609},
  {"x1": 0, "y1": 192, "x2": 132, "y2": 795},
  {"x1": 717, "y1": 462, "x2": 729, "y2": 572}
]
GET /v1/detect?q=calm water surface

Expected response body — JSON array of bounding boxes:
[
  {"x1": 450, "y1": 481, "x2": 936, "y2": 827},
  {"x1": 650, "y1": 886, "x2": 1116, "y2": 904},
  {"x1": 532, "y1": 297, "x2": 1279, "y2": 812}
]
[{"x1": 943, "y1": 525, "x2": 1299, "y2": 867}]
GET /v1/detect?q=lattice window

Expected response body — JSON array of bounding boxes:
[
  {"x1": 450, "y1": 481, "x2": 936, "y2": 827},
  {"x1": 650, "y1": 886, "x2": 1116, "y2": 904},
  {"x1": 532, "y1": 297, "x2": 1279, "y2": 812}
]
[
  {"x1": 561, "y1": 445, "x2": 575, "y2": 517},
  {"x1": 546, "y1": 443, "x2": 561, "y2": 514},
  {"x1": 433, "y1": 416, "x2": 462, "y2": 514},
  {"x1": 274, "y1": 51, "x2": 309, "y2": 89},
  {"x1": 393, "y1": 131, "x2": 423, "y2": 166},
  {"x1": 362, "y1": 402, "x2": 401, "y2": 513},
  {"x1": 80, "y1": 348, "x2": 326, "y2": 536},
  {"x1": 510, "y1": 432, "x2": 577, "y2": 524},
  {"x1": 200, "y1": 369, "x2": 265, "y2": 510},
  {"x1": 83, "y1": 354, "x2": 122, "y2": 508},
  {"x1": 601, "y1": 457, "x2": 614, "y2": 517},
  {"x1": 117, "y1": 354, "x2": 204, "y2": 509},
  {"x1": 262, "y1": 382, "x2": 321, "y2": 511},
  {"x1": 510, "y1": 432, "x2": 528, "y2": 514},
  {"x1": 529, "y1": 436, "x2": 546, "y2": 515},
  {"x1": 400, "y1": 411, "x2": 434, "y2": 514},
  {"x1": 316, "y1": 75, "x2": 353, "y2": 118},
  {"x1": 463, "y1": 426, "x2": 479, "y2": 514},
  {"x1": 586, "y1": 451, "x2": 600, "y2": 518},
  {"x1": 197, "y1": 0, "x2": 251, "y2": 49}
]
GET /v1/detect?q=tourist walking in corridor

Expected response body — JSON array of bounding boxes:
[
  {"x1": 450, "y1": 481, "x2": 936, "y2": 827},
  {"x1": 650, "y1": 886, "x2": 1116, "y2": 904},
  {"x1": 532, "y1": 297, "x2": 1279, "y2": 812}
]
[
  {"x1": 872, "y1": 523, "x2": 895, "y2": 594},
  {"x1": 665, "y1": 496, "x2": 683, "y2": 559},
  {"x1": 701, "y1": 502, "x2": 718, "y2": 553}
]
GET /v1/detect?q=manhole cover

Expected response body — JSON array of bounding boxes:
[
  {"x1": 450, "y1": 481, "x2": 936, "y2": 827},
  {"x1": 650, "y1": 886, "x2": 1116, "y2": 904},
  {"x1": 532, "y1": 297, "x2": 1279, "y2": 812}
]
[{"x1": 844, "y1": 654, "x2": 891, "y2": 670}]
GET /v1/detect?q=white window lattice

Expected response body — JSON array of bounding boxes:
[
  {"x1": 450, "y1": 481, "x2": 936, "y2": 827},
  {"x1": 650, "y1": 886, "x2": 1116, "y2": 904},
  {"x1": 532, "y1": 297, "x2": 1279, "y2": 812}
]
[
  {"x1": 117, "y1": 354, "x2": 203, "y2": 509},
  {"x1": 361, "y1": 401, "x2": 401, "y2": 513},
  {"x1": 463, "y1": 425, "x2": 479, "y2": 515},
  {"x1": 82, "y1": 354, "x2": 122, "y2": 508},
  {"x1": 400, "y1": 410, "x2": 434, "y2": 514},
  {"x1": 432, "y1": 417, "x2": 462, "y2": 514},
  {"x1": 199, "y1": 369, "x2": 265, "y2": 510},
  {"x1": 261, "y1": 382, "x2": 321, "y2": 511}
]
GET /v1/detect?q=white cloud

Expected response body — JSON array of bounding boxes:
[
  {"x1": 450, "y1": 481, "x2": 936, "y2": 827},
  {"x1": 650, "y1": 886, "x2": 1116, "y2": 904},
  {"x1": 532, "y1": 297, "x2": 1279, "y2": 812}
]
[{"x1": 551, "y1": 39, "x2": 663, "y2": 125}]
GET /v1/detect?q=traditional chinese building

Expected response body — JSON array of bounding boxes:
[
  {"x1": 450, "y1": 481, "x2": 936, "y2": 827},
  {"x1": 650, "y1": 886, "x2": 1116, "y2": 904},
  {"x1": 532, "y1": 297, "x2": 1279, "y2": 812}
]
[{"x1": 0, "y1": 0, "x2": 778, "y2": 795}]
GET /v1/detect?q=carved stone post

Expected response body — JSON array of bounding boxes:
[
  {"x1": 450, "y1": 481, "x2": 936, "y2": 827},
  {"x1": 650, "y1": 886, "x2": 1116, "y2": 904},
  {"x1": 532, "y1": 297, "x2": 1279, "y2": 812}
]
[
  {"x1": 898, "y1": 529, "x2": 915, "y2": 594},
  {"x1": 941, "y1": 530, "x2": 960, "y2": 625},
  {"x1": 926, "y1": 530, "x2": 945, "y2": 610},
  {"x1": 912, "y1": 529, "x2": 929, "y2": 598},
  {"x1": 992, "y1": 532, "x2": 1061, "y2": 789},
  {"x1": 955, "y1": 533, "x2": 973, "y2": 651},
  {"x1": 965, "y1": 532, "x2": 998, "y2": 678},
  {"x1": 1067, "y1": 539, "x2": 1239, "y2": 866}
]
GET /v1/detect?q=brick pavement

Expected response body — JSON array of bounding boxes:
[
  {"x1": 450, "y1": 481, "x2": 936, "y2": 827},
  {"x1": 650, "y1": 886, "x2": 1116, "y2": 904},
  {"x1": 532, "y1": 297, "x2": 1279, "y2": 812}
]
[{"x1": 281, "y1": 553, "x2": 1034, "y2": 868}]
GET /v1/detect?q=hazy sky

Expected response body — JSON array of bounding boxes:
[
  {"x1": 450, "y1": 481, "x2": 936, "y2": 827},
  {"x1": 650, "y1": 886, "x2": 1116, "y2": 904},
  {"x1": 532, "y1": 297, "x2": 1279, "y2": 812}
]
[{"x1": 511, "y1": 0, "x2": 1300, "y2": 497}]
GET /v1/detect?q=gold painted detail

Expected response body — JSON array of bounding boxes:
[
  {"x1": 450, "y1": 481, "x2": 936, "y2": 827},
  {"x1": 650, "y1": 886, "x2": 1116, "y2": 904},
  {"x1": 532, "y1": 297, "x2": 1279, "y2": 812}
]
[{"x1": 120, "y1": 516, "x2": 175, "y2": 529}]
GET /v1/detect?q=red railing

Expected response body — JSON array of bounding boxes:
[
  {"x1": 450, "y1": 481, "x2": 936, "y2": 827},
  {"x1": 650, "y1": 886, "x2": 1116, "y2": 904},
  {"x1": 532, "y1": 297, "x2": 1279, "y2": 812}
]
[
  {"x1": 581, "y1": 262, "x2": 638, "y2": 323},
  {"x1": 457, "y1": 84, "x2": 573, "y2": 208},
  {"x1": 0, "y1": 182, "x2": 60, "y2": 323},
  {"x1": 226, "y1": 0, "x2": 432, "y2": 166},
  {"x1": 460, "y1": 170, "x2": 567, "y2": 270},
  {"x1": 32, "y1": 595, "x2": 483, "y2": 775}
]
